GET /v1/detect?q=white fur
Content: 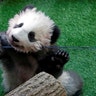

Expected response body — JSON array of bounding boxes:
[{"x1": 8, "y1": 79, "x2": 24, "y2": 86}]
[
  {"x1": 2, "y1": 7, "x2": 83, "y2": 95},
  {"x1": 58, "y1": 71, "x2": 83, "y2": 96},
  {"x1": 7, "y1": 8, "x2": 54, "y2": 53}
]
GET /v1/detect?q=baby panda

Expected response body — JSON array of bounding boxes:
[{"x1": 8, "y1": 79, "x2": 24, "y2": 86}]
[{"x1": 0, "y1": 5, "x2": 83, "y2": 96}]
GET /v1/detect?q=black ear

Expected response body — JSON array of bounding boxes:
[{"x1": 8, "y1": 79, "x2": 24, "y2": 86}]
[
  {"x1": 22, "y1": 5, "x2": 35, "y2": 11},
  {"x1": 51, "y1": 26, "x2": 60, "y2": 44}
]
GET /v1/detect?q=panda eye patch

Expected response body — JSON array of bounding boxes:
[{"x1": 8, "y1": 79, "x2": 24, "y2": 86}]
[
  {"x1": 28, "y1": 31, "x2": 35, "y2": 42},
  {"x1": 14, "y1": 23, "x2": 24, "y2": 28}
]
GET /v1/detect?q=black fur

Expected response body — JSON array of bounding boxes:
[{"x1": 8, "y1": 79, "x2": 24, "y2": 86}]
[
  {"x1": 0, "y1": 33, "x2": 69, "y2": 79},
  {"x1": 12, "y1": 35, "x2": 19, "y2": 42},
  {"x1": 0, "y1": 32, "x2": 10, "y2": 46},
  {"x1": 28, "y1": 31, "x2": 36, "y2": 42},
  {"x1": 51, "y1": 25, "x2": 60, "y2": 44},
  {"x1": 73, "y1": 90, "x2": 83, "y2": 96},
  {"x1": 0, "y1": 5, "x2": 83, "y2": 94},
  {"x1": 37, "y1": 48, "x2": 69, "y2": 78},
  {"x1": 23, "y1": 5, "x2": 34, "y2": 11},
  {"x1": 14, "y1": 23, "x2": 24, "y2": 28},
  {"x1": 1, "y1": 55, "x2": 15, "y2": 71}
]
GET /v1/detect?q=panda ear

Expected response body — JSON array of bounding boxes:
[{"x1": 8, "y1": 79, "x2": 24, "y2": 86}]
[
  {"x1": 22, "y1": 5, "x2": 35, "y2": 11},
  {"x1": 51, "y1": 25, "x2": 60, "y2": 44}
]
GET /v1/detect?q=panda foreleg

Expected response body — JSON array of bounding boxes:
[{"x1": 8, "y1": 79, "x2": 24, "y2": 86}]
[{"x1": 38, "y1": 48, "x2": 69, "y2": 78}]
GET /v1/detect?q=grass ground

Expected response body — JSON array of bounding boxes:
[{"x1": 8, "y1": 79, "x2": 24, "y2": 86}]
[{"x1": 0, "y1": 0, "x2": 96, "y2": 95}]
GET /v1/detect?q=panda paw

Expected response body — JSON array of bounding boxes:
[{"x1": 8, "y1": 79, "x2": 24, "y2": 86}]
[
  {"x1": 55, "y1": 49, "x2": 69, "y2": 63},
  {"x1": 51, "y1": 49, "x2": 69, "y2": 65}
]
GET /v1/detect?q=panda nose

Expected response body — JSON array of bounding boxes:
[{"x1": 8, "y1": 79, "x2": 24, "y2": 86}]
[{"x1": 12, "y1": 35, "x2": 19, "y2": 42}]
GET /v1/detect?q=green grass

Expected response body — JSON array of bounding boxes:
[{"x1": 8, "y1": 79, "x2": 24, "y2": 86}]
[{"x1": 0, "y1": 0, "x2": 96, "y2": 95}]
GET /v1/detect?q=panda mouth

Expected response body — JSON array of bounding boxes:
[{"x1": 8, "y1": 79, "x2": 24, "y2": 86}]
[
  {"x1": 11, "y1": 42, "x2": 24, "y2": 50},
  {"x1": 13, "y1": 44, "x2": 24, "y2": 49}
]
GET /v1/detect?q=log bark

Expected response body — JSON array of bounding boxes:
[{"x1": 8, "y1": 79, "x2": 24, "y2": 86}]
[{"x1": 5, "y1": 72, "x2": 66, "y2": 96}]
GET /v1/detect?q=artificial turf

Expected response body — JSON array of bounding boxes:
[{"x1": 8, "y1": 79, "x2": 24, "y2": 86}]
[{"x1": 0, "y1": 0, "x2": 96, "y2": 95}]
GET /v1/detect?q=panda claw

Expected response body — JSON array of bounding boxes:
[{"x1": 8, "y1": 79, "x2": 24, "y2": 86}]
[
  {"x1": 64, "y1": 52, "x2": 68, "y2": 57},
  {"x1": 62, "y1": 52, "x2": 65, "y2": 56},
  {"x1": 56, "y1": 50, "x2": 66, "y2": 56},
  {"x1": 56, "y1": 50, "x2": 60, "y2": 55},
  {"x1": 59, "y1": 51, "x2": 62, "y2": 55},
  {"x1": 52, "y1": 49, "x2": 69, "y2": 64}
]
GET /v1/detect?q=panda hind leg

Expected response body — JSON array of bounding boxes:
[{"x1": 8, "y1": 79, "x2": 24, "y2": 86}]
[
  {"x1": 73, "y1": 89, "x2": 83, "y2": 96},
  {"x1": 58, "y1": 71, "x2": 83, "y2": 96}
]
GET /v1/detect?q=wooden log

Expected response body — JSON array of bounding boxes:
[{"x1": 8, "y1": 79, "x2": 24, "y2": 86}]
[{"x1": 5, "y1": 72, "x2": 66, "y2": 96}]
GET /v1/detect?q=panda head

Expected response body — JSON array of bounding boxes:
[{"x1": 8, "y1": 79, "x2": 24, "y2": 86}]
[{"x1": 6, "y1": 5, "x2": 60, "y2": 53}]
